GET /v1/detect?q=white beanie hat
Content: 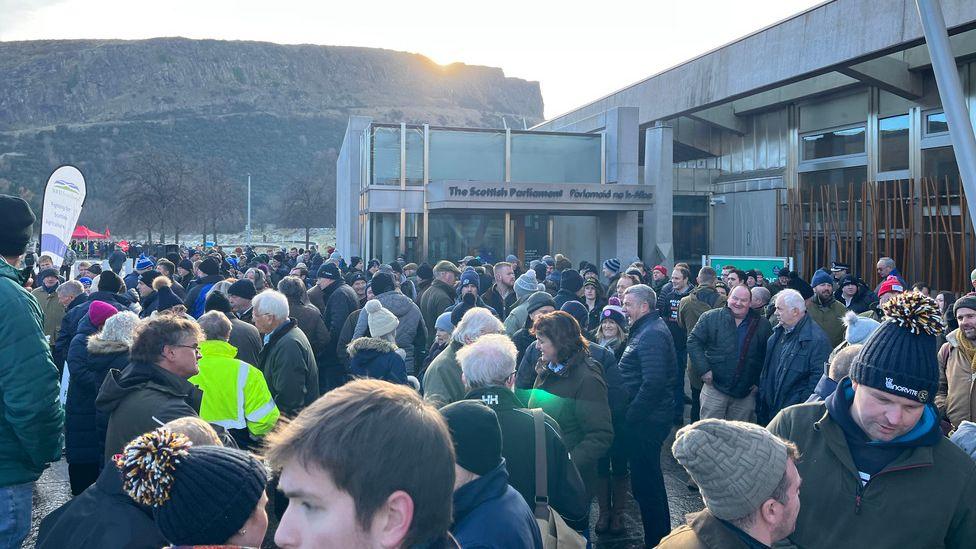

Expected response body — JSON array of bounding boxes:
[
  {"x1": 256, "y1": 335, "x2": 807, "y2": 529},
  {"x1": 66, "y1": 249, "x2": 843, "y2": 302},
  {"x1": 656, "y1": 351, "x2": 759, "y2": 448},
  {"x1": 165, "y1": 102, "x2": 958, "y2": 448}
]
[{"x1": 365, "y1": 299, "x2": 399, "y2": 339}]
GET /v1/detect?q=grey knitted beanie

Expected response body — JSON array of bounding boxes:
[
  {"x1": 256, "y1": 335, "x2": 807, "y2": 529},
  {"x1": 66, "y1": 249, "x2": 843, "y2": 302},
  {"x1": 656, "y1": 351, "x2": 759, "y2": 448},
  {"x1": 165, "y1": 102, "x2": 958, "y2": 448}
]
[{"x1": 672, "y1": 419, "x2": 789, "y2": 520}]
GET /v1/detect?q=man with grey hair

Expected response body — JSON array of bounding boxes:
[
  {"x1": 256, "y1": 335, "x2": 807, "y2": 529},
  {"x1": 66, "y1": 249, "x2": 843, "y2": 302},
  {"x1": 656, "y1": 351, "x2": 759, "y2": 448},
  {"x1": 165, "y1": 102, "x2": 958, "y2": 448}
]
[
  {"x1": 423, "y1": 307, "x2": 504, "y2": 408},
  {"x1": 52, "y1": 280, "x2": 87, "y2": 369},
  {"x1": 253, "y1": 290, "x2": 318, "y2": 416},
  {"x1": 874, "y1": 256, "x2": 907, "y2": 295},
  {"x1": 751, "y1": 286, "x2": 771, "y2": 314},
  {"x1": 618, "y1": 283, "x2": 677, "y2": 546},
  {"x1": 757, "y1": 289, "x2": 831, "y2": 424},
  {"x1": 458, "y1": 333, "x2": 590, "y2": 533}
]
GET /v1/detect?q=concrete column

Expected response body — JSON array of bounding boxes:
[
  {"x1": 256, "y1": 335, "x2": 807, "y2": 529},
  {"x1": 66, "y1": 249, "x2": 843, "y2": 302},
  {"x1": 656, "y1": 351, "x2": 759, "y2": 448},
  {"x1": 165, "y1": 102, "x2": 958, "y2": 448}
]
[
  {"x1": 643, "y1": 122, "x2": 674, "y2": 266},
  {"x1": 597, "y1": 211, "x2": 638, "y2": 265},
  {"x1": 605, "y1": 107, "x2": 640, "y2": 184}
]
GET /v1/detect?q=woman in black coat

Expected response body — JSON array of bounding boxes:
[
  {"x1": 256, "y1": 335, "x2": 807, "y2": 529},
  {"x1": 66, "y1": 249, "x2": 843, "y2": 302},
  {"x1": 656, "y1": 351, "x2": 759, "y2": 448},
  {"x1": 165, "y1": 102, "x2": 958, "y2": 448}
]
[{"x1": 65, "y1": 308, "x2": 139, "y2": 495}]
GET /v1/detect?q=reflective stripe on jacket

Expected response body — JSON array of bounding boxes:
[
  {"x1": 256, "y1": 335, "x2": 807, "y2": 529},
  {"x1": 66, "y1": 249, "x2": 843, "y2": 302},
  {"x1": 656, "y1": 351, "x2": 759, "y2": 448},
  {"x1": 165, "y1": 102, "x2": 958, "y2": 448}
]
[{"x1": 190, "y1": 340, "x2": 279, "y2": 436}]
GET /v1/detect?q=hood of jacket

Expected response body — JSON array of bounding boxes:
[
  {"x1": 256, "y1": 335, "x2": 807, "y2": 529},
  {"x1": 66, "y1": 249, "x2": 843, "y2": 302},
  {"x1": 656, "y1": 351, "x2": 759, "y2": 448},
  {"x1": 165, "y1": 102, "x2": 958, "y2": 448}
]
[
  {"x1": 347, "y1": 336, "x2": 398, "y2": 356},
  {"x1": 376, "y1": 290, "x2": 417, "y2": 317},
  {"x1": 199, "y1": 339, "x2": 239, "y2": 359},
  {"x1": 87, "y1": 336, "x2": 130, "y2": 356},
  {"x1": 688, "y1": 284, "x2": 721, "y2": 307},
  {"x1": 94, "y1": 361, "x2": 197, "y2": 416},
  {"x1": 0, "y1": 256, "x2": 31, "y2": 286}
]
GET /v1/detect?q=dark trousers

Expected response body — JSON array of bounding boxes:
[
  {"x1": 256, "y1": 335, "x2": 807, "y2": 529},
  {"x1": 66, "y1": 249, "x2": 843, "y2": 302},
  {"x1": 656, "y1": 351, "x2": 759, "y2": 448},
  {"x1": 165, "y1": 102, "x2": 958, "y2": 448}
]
[
  {"x1": 68, "y1": 463, "x2": 99, "y2": 496},
  {"x1": 690, "y1": 384, "x2": 702, "y2": 423},
  {"x1": 621, "y1": 420, "x2": 671, "y2": 546}
]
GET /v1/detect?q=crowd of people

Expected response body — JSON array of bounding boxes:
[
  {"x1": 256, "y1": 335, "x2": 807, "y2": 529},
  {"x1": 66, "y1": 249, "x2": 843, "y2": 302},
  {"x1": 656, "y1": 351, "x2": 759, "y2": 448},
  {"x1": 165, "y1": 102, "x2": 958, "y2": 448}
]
[{"x1": 2, "y1": 191, "x2": 976, "y2": 548}]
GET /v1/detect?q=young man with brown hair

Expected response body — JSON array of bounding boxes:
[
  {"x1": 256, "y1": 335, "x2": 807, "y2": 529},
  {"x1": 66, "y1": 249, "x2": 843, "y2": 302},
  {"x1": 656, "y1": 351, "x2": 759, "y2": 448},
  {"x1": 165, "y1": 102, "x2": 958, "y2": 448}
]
[{"x1": 267, "y1": 379, "x2": 458, "y2": 549}]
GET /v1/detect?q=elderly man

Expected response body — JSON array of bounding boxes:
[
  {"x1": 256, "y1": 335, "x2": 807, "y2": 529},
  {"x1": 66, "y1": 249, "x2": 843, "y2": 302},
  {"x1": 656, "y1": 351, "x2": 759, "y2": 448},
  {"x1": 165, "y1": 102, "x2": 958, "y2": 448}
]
[
  {"x1": 874, "y1": 256, "x2": 907, "y2": 295},
  {"x1": 227, "y1": 278, "x2": 256, "y2": 324},
  {"x1": 768, "y1": 292, "x2": 976, "y2": 548},
  {"x1": 0, "y1": 195, "x2": 64, "y2": 548},
  {"x1": 190, "y1": 311, "x2": 279, "y2": 449},
  {"x1": 458, "y1": 333, "x2": 589, "y2": 533},
  {"x1": 751, "y1": 286, "x2": 771, "y2": 313},
  {"x1": 688, "y1": 285, "x2": 772, "y2": 421},
  {"x1": 52, "y1": 280, "x2": 86, "y2": 368},
  {"x1": 807, "y1": 268, "x2": 848, "y2": 347},
  {"x1": 423, "y1": 307, "x2": 504, "y2": 408},
  {"x1": 253, "y1": 290, "x2": 319, "y2": 416},
  {"x1": 660, "y1": 419, "x2": 801, "y2": 548},
  {"x1": 96, "y1": 314, "x2": 205, "y2": 460},
  {"x1": 938, "y1": 295, "x2": 976, "y2": 429},
  {"x1": 420, "y1": 260, "x2": 461, "y2": 343},
  {"x1": 31, "y1": 267, "x2": 64, "y2": 344},
  {"x1": 757, "y1": 289, "x2": 831, "y2": 425},
  {"x1": 619, "y1": 284, "x2": 677, "y2": 547}
]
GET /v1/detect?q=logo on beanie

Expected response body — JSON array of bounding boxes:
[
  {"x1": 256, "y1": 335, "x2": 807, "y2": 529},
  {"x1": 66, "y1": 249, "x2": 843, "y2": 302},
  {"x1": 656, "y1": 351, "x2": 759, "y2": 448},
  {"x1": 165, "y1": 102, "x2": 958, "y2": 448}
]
[{"x1": 885, "y1": 377, "x2": 925, "y2": 401}]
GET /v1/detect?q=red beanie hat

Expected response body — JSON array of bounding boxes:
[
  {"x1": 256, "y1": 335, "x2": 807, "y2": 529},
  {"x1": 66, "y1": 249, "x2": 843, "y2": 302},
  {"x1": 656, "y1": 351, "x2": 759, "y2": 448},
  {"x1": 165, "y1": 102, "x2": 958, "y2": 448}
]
[
  {"x1": 653, "y1": 265, "x2": 668, "y2": 277},
  {"x1": 89, "y1": 300, "x2": 118, "y2": 329},
  {"x1": 877, "y1": 275, "x2": 904, "y2": 298}
]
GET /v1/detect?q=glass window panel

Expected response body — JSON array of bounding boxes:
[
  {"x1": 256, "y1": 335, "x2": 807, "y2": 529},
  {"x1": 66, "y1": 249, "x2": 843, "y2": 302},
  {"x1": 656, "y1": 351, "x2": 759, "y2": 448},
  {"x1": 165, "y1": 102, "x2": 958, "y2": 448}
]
[
  {"x1": 405, "y1": 128, "x2": 424, "y2": 186},
  {"x1": 879, "y1": 115, "x2": 909, "y2": 172},
  {"x1": 429, "y1": 130, "x2": 505, "y2": 182},
  {"x1": 404, "y1": 213, "x2": 424, "y2": 262},
  {"x1": 801, "y1": 126, "x2": 865, "y2": 160},
  {"x1": 926, "y1": 112, "x2": 948, "y2": 135},
  {"x1": 922, "y1": 146, "x2": 960, "y2": 195},
  {"x1": 510, "y1": 133, "x2": 602, "y2": 183},
  {"x1": 369, "y1": 213, "x2": 400, "y2": 263},
  {"x1": 371, "y1": 127, "x2": 400, "y2": 186},
  {"x1": 428, "y1": 212, "x2": 505, "y2": 263}
]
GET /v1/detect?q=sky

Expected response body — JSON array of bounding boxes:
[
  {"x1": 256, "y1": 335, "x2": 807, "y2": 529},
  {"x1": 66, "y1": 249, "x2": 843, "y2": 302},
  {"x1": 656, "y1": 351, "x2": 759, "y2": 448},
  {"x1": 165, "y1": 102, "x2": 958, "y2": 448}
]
[{"x1": 0, "y1": 0, "x2": 826, "y2": 119}]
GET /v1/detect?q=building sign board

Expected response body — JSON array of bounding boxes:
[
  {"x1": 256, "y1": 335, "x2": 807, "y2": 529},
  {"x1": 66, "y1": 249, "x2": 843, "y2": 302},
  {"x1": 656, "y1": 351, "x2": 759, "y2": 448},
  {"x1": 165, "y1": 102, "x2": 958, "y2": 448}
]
[{"x1": 426, "y1": 181, "x2": 654, "y2": 211}]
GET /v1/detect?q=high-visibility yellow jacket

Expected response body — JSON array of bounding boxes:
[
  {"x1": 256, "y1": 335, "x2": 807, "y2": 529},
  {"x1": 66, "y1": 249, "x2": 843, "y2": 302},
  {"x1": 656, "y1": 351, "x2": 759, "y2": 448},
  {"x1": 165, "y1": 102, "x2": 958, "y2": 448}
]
[{"x1": 190, "y1": 340, "x2": 279, "y2": 437}]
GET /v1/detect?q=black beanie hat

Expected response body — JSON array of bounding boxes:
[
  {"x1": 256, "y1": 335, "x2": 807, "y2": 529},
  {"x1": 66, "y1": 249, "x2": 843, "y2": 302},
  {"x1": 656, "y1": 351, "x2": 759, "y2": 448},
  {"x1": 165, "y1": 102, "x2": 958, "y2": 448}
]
[
  {"x1": 317, "y1": 263, "x2": 342, "y2": 280},
  {"x1": 533, "y1": 262, "x2": 547, "y2": 283},
  {"x1": 451, "y1": 292, "x2": 478, "y2": 326},
  {"x1": 850, "y1": 292, "x2": 943, "y2": 404},
  {"x1": 560, "y1": 269, "x2": 584, "y2": 293},
  {"x1": 560, "y1": 300, "x2": 588, "y2": 329},
  {"x1": 526, "y1": 291, "x2": 556, "y2": 315},
  {"x1": 87, "y1": 264, "x2": 103, "y2": 276},
  {"x1": 227, "y1": 279, "x2": 256, "y2": 300},
  {"x1": 369, "y1": 272, "x2": 396, "y2": 295},
  {"x1": 0, "y1": 195, "x2": 36, "y2": 256},
  {"x1": 153, "y1": 278, "x2": 184, "y2": 311},
  {"x1": 140, "y1": 270, "x2": 161, "y2": 288},
  {"x1": 116, "y1": 430, "x2": 267, "y2": 545},
  {"x1": 98, "y1": 271, "x2": 123, "y2": 293},
  {"x1": 417, "y1": 262, "x2": 434, "y2": 280},
  {"x1": 178, "y1": 259, "x2": 193, "y2": 272},
  {"x1": 204, "y1": 289, "x2": 232, "y2": 314},
  {"x1": 440, "y1": 401, "x2": 502, "y2": 476},
  {"x1": 199, "y1": 256, "x2": 219, "y2": 276}
]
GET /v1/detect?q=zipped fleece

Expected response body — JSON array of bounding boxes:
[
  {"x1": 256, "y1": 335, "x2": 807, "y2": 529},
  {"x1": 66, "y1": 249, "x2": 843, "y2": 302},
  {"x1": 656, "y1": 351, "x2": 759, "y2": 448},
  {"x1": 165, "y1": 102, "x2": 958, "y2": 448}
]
[{"x1": 768, "y1": 397, "x2": 976, "y2": 548}]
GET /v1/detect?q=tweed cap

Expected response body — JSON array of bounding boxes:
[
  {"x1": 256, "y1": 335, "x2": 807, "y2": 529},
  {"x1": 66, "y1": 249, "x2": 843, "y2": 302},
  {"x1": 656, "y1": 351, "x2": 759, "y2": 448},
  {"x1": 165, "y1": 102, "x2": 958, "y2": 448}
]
[{"x1": 672, "y1": 419, "x2": 790, "y2": 520}]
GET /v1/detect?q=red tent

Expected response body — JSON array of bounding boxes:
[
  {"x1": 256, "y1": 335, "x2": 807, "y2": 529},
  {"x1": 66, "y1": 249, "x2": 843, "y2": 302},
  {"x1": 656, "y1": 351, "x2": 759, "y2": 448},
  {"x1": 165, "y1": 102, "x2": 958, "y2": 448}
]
[{"x1": 72, "y1": 225, "x2": 107, "y2": 240}]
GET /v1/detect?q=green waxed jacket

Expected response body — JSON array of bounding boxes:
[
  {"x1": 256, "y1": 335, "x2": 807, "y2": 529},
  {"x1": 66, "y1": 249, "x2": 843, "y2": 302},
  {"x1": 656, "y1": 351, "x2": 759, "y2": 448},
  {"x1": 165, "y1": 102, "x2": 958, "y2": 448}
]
[
  {"x1": 0, "y1": 258, "x2": 65, "y2": 486},
  {"x1": 768, "y1": 402, "x2": 976, "y2": 549},
  {"x1": 422, "y1": 341, "x2": 464, "y2": 408}
]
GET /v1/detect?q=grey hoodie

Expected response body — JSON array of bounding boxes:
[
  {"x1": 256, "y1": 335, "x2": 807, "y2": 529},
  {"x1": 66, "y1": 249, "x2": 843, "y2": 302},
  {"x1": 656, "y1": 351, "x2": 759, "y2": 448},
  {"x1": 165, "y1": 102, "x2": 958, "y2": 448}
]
[{"x1": 353, "y1": 291, "x2": 427, "y2": 374}]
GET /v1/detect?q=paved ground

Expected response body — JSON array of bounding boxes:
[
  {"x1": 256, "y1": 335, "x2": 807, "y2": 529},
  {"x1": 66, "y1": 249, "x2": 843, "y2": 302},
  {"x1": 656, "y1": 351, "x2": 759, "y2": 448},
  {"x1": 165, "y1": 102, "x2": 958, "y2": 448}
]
[{"x1": 26, "y1": 427, "x2": 702, "y2": 548}]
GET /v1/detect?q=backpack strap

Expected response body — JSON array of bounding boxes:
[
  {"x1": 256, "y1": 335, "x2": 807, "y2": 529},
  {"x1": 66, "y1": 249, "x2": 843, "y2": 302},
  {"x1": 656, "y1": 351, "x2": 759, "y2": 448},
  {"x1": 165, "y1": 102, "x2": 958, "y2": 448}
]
[{"x1": 531, "y1": 408, "x2": 549, "y2": 520}]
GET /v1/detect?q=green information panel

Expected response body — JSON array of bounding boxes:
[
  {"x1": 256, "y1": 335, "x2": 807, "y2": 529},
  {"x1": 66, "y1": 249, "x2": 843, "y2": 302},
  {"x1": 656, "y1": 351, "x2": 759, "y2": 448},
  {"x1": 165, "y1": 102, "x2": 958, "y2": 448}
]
[{"x1": 703, "y1": 255, "x2": 794, "y2": 281}]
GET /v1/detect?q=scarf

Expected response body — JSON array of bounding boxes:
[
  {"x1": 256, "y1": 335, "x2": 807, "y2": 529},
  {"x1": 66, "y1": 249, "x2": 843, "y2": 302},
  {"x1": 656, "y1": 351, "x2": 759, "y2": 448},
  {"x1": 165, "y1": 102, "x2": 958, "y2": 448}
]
[{"x1": 954, "y1": 328, "x2": 976, "y2": 372}]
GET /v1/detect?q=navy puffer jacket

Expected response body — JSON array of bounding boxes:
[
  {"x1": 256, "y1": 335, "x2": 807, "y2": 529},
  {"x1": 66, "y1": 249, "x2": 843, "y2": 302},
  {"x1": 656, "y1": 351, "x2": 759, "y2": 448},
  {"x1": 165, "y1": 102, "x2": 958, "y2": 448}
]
[{"x1": 616, "y1": 310, "x2": 677, "y2": 425}]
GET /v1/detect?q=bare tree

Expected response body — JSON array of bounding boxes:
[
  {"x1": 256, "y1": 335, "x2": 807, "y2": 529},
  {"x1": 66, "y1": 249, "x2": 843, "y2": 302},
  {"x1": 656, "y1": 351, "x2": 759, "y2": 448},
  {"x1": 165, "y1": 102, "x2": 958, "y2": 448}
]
[
  {"x1": 194, "y1": 161, "x2": 243, "y2": 246},
  {"x1": 280, "y1": 175, "x2": 330, "y2": 249},
  {"x1": 116, "y1": 152, "x2": 194, "y2": 243}
]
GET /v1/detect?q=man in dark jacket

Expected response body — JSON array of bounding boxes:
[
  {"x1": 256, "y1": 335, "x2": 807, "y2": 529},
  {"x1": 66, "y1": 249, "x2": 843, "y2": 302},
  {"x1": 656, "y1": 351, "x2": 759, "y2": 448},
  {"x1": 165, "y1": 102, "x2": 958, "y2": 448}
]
[
  {"x1": 768, "y1": 292, "x2": 976, "y2": 548},
  {"x1": 757, "y1": 289, "x2": 831, "y2": 425},
  {"x1": 95, "y1": 314, "x2": 204, "y2": 460},
  {"x1": 203, "y1": 291, "x2": 263, "y2": 366},
  {"x1": 657, "y1": 266, "x2": 694, "y2": 424},
  {"x1": 553, "y1": 269, "x2": 584, "y2": 310},
  {"x1": 316, "y1": 263, "x2": 359, "y2": 392},
  {"x1": 108, "y1": 246, "x2": 127, "y2": 274},
  {"x1": 184, "y1": 256, "x2": 224, "y2": 318},
  {"x1": 440, "y1": 401, "x2": 544, "y2": 549},
  {"x1": 677, "y1": 267, "x2": 727, "y2": 423},
  {"x1": 0, "y1": 195, "x2": 64, "y2": 548},
  {"x1": 687, "y1": 285, "x2": 772, "y2": 421},
  {"x1": 618, "y1": 283, "x2": 677, "y2": 547},
  {"x1": 52, "y1": 280, "x2": 87, "y2": 370},
  {"x1": 254, "y1": 290, "x2": 319, "y2": 416},
  {"x1": 420, "y1": 261, "x2": 461, "y2": 345},
  {"x1": 459, "y1": 332, "x2": 589, "y2": 532},
  {"x1": 835, "y1": 274, "x2": 874, "y2": 314},
  {"x1": 480, "y1": 261, "x2": 516, "y2": 321}
]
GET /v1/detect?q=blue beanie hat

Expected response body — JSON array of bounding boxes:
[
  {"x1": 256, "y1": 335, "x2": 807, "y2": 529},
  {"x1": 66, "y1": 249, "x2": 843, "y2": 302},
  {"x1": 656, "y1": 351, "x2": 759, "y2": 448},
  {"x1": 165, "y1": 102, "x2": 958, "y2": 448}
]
[
  {"x1": 135, "y1": 255, "x2": 154, "y2": 271},
  {"x1": 459, "y1": 269, "x2": 480, "y2": 292},
  {"x1": 603, "y1": 258, "x2": 621, "y2": 274},
  {"x1": 560, "y1": 300, "x2": 588, "y2": 329},
  {"x1": 811, "y1": 268, "x2": 833, "y2": 288},
  {"x1": 849, "y1": 292, "x2": 943, "y2": 404},
  {"x1": 434, "y1": 312, "x2": 454, "y2": 333}
]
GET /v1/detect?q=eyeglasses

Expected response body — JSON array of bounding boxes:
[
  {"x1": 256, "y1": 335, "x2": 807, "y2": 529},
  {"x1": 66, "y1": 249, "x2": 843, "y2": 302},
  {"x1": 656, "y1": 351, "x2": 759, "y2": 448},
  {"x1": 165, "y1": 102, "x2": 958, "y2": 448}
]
[{"x1": 170, "y1": 344, "x2": 201, "y2": 352}]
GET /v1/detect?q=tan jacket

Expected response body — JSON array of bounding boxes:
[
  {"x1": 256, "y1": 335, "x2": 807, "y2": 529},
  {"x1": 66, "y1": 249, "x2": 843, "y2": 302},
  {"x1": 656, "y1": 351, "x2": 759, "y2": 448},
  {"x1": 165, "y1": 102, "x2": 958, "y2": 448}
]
[
  {"x1": 658, "y1": 510, "x2": 757, "y2": 549},
  {"x1": 938, "y1": 329, "x2": 976, "y2": 428},
  {"x1": 31, "y1": 287, "x2": 65, "y2": 345}
]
